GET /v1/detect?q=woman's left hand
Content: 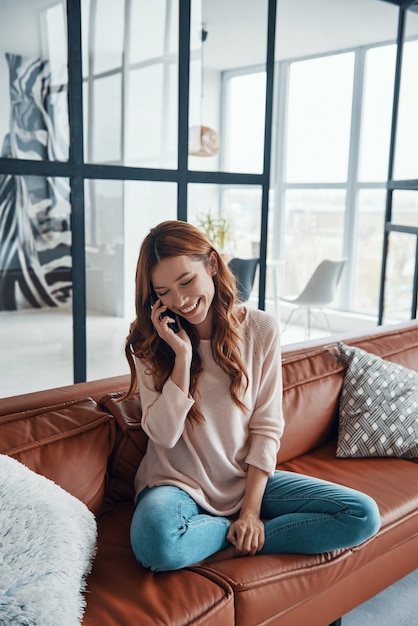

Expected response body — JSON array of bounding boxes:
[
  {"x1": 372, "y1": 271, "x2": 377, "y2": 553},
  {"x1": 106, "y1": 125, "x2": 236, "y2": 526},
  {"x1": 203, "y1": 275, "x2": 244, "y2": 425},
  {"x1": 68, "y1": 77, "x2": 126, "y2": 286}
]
[{"x1": 226, "y1": 512, "x2": 265, "y2": 556}]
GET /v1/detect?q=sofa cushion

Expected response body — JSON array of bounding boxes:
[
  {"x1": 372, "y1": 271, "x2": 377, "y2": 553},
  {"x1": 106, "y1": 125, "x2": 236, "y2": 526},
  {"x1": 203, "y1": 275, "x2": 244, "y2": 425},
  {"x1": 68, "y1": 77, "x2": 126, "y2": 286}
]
[
  {"x1": 336, "y1": 343, "x2": 418, "y2": 458},
  {"x1": 0, "y1": 454, "x2": 97, "y2": 626},
  {"x1": 0, "y1": 397, "x2": 115, "y2": 514}
]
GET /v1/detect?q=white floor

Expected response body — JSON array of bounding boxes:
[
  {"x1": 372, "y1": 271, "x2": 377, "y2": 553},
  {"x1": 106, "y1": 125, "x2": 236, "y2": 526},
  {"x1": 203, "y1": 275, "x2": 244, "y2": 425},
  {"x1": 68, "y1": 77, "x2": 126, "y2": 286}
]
[{"x1": 343, "y1": 567, "x2": 418, "y2": 625}]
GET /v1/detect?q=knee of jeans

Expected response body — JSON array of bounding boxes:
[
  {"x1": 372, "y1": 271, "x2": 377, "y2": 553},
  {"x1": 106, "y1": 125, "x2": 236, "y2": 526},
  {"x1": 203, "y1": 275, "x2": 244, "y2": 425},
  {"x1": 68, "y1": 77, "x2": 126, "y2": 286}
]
[
  {"x1": 351, "y1": 494, "x2": 381, "y2": 543},
  {"x1": 131, "y1": 537, "x2": 181, "y2": 572},
  {"x1": 364, "y1": 496, "x2": 381, "y2": 536},
  {"x1": 130, "y1": 507, "x2": 187, "y2": 572},
  {"x1": 131, "y1": 531, "x2": 189, "y2": 572}
]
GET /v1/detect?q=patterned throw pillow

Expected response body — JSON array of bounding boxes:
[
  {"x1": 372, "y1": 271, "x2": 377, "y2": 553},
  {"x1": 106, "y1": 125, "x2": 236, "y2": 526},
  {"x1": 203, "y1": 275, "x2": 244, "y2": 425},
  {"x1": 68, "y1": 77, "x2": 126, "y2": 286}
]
[{"x1": 336, "y1": 342, "x2": 418, "y2": 458}]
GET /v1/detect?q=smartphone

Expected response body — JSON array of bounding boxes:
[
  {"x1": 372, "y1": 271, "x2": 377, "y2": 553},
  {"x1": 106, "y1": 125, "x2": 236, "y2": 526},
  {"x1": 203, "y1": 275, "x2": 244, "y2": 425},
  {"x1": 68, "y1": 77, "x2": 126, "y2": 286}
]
[{"x1": 150, "y1": 292, "x2": 180, "y2": 334}]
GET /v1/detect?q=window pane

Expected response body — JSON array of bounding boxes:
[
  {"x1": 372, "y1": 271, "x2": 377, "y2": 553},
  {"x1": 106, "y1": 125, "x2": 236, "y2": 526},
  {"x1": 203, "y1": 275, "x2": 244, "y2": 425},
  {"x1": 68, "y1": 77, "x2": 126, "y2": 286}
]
[
  {"x1": 188, "y1": 0, "x2": 269, "y2": 173},
  {"x1": 384, "y1": 232, "x2": 416, "y2": 321},
  {"x1": 83, "y1": 0, "x2": 178, "y2": 168},
  {"x1": 282, "y1": 189, "x2": 345, "y2": 298},
  {"x1": 92, "y1": 0, "x2": 125, "y2": 74},
  {"x1": 224, "y1": 72, "x2": 266, "y2": 174},
  {"x1": 0, "y1": 174, "x2": 72, "y2": 396},
  {"x1": 125, "y1": 60, "x2": 178, "y2": 168},
  {"x1": 286, "y1": 53, "x2": 354, "y2": 183},
  {"x1": 129, "y1": 0, "x2": 167, "y2": 63},
  {"x1": 358, "y1": 45, "x2": 396, "y2": 182},
  {"x1": 91, "y1": 74, "x2": 122, "y2": 163},
  {"x1": 392, "y1": 189, "x2": 418, "y2": 228},
  {"x1": 188, "y1": 184, "x2": 228, "y2": 249},
  {"x1": 352, "y1": 190, "x2": 385, "y2": 314},
  {"x1": 0, "y1": 0, "x2": 69, "y2": 162},
  {"x1": 188, "y1": 184, "x2": 261, "y2": 256},
  {"x1": 127, "y1": 0, "x2": 179, "y2": 169},
  {"x1": 221, "y1": 187, "x2": 282, "y2": 312},
  {"x1": 126, "y1": 66, "x2": 164, "y2": 165},
  {"x1": 188, "y1": 184, "x2": 266, "y2": 306},
  {"x1": 393, "y1": 36, "x2": 418, "y2": 179},
  {"x1": 85, "y1": 179, "x2": 177, "y2": 381}
]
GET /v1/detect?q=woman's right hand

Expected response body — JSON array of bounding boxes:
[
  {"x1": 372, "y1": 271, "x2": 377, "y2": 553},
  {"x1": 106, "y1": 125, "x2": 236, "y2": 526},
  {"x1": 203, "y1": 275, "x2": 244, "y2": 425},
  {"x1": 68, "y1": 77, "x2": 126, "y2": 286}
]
[
  {"x1": 151, "y1": 298, "x2": 192, "y2": 395},
  {"x1": 150, "y1": 298, "x2": 192, "y2": 359}
]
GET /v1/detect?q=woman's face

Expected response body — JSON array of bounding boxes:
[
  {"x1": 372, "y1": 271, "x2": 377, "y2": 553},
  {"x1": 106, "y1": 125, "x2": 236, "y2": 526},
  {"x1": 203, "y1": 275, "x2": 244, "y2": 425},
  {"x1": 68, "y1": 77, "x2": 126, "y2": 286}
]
[{"x1": 151, "y1": 254, "x2": 216, "y2": 335}]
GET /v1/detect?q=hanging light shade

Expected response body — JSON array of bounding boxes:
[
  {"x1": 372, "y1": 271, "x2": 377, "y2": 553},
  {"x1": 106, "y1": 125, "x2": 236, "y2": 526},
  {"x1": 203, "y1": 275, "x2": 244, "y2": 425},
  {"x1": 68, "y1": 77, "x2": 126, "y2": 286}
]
[{"x1": 188, "y1": 124, "x2": 220, "y2": 157}]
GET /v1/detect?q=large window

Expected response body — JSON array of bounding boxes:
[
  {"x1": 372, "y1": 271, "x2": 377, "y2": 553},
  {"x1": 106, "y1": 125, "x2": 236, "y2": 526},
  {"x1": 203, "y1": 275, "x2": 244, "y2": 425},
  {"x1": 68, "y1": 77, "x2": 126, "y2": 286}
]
[
  {"x1": 221, "y1": 30, "x2": 400, "y2": 321},
  {"x1": 268, "y1": 42, "x2": 397, "y2": 318},
  {"x1": 277, "y1": 52, "x2": 354, "y2": 307}
]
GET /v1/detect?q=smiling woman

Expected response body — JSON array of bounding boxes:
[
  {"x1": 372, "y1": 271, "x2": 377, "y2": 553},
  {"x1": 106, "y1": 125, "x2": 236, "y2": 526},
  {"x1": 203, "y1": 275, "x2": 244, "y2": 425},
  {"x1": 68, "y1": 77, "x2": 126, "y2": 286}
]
[{"x1": 122, "y1": 220, "x2": 380, "y2": 574}]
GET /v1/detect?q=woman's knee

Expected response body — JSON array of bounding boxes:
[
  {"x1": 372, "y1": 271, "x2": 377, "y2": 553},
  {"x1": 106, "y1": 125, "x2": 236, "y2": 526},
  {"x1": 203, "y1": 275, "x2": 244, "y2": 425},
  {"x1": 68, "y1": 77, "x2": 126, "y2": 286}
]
[
  {"x1": 130, "y1": 487, "x2": 192, "y2": 571},
  {"x1": 130, "y1": 507, "x2": 183, "y2": 571},
  {"x1": 347, "y1": 492, "x2": 381, "y2": 545}
]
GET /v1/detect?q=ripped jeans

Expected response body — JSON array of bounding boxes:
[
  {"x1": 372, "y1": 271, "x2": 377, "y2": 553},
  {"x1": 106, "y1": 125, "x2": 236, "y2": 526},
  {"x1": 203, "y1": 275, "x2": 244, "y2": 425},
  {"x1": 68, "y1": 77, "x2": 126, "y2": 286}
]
[{"x1": 130, "y1": 470, "x2": 381, "y2": 572}]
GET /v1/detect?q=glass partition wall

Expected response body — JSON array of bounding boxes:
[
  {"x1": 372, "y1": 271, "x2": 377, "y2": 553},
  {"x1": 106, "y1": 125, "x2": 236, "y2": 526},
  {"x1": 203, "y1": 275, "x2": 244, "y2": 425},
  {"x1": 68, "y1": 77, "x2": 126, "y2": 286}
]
[
  {"x1": 0, "y1": 0, "x2": 410, "y2": 397},
  {"x1": 0, "y1": 0, "x2": 275, "y2": 396}
]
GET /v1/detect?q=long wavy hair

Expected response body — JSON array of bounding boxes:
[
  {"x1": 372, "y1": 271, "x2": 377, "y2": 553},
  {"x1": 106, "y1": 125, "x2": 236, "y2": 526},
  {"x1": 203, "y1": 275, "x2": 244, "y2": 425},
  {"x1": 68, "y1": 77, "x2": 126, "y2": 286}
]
[{"x1": 124, "y1": 220, "x2": 249, "y2": 422}]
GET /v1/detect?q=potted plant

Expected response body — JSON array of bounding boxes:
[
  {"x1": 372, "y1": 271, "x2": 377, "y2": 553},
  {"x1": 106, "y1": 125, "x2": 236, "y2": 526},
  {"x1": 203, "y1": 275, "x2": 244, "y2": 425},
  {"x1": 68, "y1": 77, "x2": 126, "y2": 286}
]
[{"x1": 197, "y1": 212, "x2": 230, "y2": 253}]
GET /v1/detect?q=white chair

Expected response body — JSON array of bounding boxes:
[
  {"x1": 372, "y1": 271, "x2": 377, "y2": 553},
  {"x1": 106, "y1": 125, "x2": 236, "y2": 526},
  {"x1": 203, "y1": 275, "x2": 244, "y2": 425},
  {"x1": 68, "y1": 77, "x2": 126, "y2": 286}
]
[{"x1": 280, "y1": 259, "x2": 347, "y2": 339}]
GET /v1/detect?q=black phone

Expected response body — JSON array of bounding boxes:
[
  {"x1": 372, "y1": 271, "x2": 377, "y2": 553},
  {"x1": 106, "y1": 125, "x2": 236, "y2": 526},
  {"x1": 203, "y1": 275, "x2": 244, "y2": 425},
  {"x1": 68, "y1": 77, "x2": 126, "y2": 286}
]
[{"x1": 150, "y1": 292, "x2": 180, "y2": 334}]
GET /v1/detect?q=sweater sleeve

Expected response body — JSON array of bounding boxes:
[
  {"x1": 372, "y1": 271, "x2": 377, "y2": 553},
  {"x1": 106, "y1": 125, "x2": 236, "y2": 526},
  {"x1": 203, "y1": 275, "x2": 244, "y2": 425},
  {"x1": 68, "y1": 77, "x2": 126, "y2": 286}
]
[
  {"x1": 245, "y1": 315, "x2": 284, "y2": 475},
  {"x1": 135, "y1": 357, "x2": 195, "y2": 448}
]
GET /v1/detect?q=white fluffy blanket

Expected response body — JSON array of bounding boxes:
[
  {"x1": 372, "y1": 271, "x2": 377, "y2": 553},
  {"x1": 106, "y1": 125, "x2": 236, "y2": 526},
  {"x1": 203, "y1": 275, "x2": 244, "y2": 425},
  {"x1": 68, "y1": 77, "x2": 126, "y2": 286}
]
[{"x1": 0, "y1": 455, "x2": 97, "y2": 626}]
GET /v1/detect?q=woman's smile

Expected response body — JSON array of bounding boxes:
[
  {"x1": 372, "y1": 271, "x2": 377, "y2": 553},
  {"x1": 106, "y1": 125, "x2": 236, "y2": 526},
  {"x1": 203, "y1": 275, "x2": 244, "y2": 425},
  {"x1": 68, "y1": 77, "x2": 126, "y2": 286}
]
[{"x1": 180, "y1": 298, "x2": 200, "y2": 315}]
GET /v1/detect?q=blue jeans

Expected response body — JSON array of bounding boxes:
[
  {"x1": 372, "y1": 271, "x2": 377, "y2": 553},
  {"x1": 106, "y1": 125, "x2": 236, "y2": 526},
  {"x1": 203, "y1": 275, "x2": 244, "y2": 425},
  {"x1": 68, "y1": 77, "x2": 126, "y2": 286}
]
[{"x1": 130, "y1": 470, "x2": 381, "y2": 572}]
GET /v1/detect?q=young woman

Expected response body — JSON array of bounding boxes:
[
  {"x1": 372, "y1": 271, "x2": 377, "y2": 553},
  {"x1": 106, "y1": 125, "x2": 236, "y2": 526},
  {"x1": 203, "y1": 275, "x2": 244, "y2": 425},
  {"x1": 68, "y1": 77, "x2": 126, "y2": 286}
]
[{"x1": 125, "y1": 220, "x2": 380, "y2": 572}]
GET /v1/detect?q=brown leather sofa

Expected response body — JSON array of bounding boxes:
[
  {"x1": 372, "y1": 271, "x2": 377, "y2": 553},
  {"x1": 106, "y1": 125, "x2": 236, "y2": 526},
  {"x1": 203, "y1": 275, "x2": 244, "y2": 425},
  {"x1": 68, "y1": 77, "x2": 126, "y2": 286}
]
[{"x1": 1, "y1": 320, "x2": 418, "y2": 626}]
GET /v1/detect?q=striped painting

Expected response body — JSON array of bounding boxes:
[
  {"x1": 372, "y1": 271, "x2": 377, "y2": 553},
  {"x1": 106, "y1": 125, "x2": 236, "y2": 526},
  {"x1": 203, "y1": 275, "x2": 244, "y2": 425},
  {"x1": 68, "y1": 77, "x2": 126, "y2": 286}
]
[{"x1": 0, "y1": 53, "x2": 71, "y2": 310}]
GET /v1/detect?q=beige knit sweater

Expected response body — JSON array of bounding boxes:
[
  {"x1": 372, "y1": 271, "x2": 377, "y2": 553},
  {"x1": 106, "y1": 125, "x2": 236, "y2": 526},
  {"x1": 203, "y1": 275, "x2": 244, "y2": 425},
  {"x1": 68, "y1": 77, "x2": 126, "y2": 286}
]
[{"x1": 134, "y1": 308, "x2": 284, "y2": 516}]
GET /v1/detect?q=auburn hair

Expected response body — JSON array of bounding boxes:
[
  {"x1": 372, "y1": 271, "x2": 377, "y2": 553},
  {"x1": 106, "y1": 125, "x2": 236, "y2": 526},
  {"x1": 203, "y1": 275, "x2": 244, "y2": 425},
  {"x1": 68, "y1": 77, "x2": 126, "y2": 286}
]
[{"x1": 124, "y1": 220, "x2": 249, "y2": 422}]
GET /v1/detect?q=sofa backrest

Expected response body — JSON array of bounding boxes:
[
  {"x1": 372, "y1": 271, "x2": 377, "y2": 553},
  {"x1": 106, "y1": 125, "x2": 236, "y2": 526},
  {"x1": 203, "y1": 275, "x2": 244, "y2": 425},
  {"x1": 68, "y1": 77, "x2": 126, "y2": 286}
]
[
  {"x1": 278, "y1": 321, "x2": 418, "y2": 463},
  {"x1": 278, "y1": 344, "x2": 344, "y2": 463},
  {"x1": 0, "y1": 395, "x2": 116, "y2": 515}
]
